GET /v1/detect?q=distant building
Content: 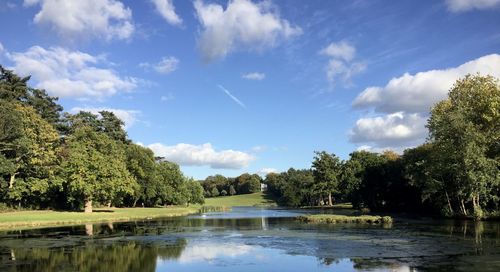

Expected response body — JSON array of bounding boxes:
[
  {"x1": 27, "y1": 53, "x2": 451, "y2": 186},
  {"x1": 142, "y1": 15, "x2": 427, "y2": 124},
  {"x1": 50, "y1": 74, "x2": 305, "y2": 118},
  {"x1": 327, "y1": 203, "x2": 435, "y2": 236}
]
[{"x1": 260, "y1": 183, "x2": 268, "y2": 192}]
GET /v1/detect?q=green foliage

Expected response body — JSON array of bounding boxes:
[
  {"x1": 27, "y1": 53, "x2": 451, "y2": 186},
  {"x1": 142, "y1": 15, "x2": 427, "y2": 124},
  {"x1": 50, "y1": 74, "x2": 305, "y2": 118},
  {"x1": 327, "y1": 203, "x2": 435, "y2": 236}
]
[
  {"x1": 186, "y1": 179, "x2": 204, "y2": 205},
  {"x1": 235, "y1": 173, "x2": 262, "y2": 194},
  {"x1": 229, "y1": 185, "x2": 236, "y2": 196},
  {"x1": 426, "y1": 74, "x2": 500, "y2": 218},
  {"x1": 62, "y1": 127, "x2": 138, "y2": 210},
  {"x1": 210, "y1": 187, "x2": 220, "y2": 197},
  {"x1": 312, "y1": 151, "x2": 342, "y2": 206}
]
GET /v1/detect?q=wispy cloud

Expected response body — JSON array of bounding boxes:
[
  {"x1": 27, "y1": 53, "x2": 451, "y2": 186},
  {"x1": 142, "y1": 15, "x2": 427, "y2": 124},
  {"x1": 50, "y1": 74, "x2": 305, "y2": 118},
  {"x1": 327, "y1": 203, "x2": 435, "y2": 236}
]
[{"x1": 217, "y1": 84, "x2": 246, "y2": 108}]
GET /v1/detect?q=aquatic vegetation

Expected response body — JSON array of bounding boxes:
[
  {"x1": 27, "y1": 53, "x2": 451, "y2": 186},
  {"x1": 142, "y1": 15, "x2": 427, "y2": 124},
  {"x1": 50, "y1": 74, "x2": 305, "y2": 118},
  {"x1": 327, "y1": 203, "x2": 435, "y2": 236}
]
[
  {"x1": 297, "y1": 214, "x2": 393, "y2": 224},
  {"x1": 198, "y1": 206, "x2": 232, "y2": 213}
]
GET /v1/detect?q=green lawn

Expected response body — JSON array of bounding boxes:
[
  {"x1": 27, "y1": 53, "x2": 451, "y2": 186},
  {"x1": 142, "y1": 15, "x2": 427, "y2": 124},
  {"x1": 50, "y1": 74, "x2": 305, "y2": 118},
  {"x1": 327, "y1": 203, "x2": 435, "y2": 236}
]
[
  {"x1": 0, "y1": 206, "x2": 198, "y2": 230},
  {"x1": 203, "y1": 192, "x2": 278, "y2": 207}
]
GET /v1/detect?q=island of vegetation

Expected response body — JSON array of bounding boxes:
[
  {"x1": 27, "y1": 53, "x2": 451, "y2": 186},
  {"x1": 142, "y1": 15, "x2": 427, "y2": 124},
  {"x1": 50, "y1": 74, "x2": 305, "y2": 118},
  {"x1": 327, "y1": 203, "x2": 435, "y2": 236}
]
[
  {"x1": 297, "y1": 214, "x2": 393, "y2": 224},
  {"x1": 0, "y1": 64, "x2": 499, "y2": 225}
]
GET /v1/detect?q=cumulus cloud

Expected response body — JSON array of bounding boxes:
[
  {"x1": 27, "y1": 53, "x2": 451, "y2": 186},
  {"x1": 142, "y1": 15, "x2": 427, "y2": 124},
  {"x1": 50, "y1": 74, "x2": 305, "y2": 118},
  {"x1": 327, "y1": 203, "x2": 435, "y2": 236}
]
[
  {"x1": 194, "y1": 0, "x2": 302, "y2": 61},
  {"x1": 151, "y1": 0, "x2": 182, "y2": 25},
  {"x1": 320, "y1": 40, "x2": 356, "y2": 62},
  {"x1": 349, "y1": 112, "x2": 428, "y2": 147},
  {"x1": 320, "y1": 41, "x2": 366, "y2": 87},
  {"x1": 148, "y1": 143, "x2": 255, "y2": 169},
  {"x1": 242, "y1": 72, "x2": 265, "y2": 80},
  {"x1": 353, "y1": 54, "x2": 500, "y2": 113},
  {"x1": 349, "y1": 54, "x2": 500, "y2": 151},
  {"x1": 70, "y1": 107, "x2": 140, "y2": 129},
  {"x1": 24, "y1": 0, "x2": 134, "y2": 41},
  {"x1": 8, "y1": 45, "x2": 137, "y2": 99},
  {"x1": 445, "y1": 0, "x2": 500, "y2": 12}
]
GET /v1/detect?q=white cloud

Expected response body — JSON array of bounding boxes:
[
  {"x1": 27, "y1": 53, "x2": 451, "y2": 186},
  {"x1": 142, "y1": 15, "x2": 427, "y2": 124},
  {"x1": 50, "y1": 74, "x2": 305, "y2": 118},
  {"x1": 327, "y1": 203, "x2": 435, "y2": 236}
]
[
  {"x1": 154, "y1": 56, "x2": 179, "y2": 74},
  {"x1": 8, "y1": 46, "x2": 137, "y2": 99},
  {"x1": 0, "y1": 42, "x2": 4, "y2": 55},
  {"x1": 194, "y1": 0, "x2": 302, "y2": 61},
  {"x1": 148, "y1": 143, "x2": 255, "y2": 169},
  {"x1": 349, "y1": 112, "x2": 427, "y2": 148},
  {"x1": 70, "y1": 107, "x2": 140, "y2": 129},
  {"x1": 353, "y1": 54, "x2": 500, "y2": 113},
  {"x1": 445, "y1": 0, "x2": 500, "y2": 12},
  {"x1": 151, "y1": 0, "x2": 182, "y2": 25},
  {"x1": 140, "y1": 56, "x2": 179, "y2": 74},
  {"x1": 242, "y1": 72, "x2": 266, "y2": 80},
  {"x1": 257, "y1": 168, "x2": 278, "y2": 176},
  {"x1": 320, "y1": 41, "x2": 366, "y2": 87},
  {"x1": 24, "y1": 0, "x2": 134, "y2": 41},
  {"x1": 320, "y1": 40, "x2": 356, "y2": 62}
]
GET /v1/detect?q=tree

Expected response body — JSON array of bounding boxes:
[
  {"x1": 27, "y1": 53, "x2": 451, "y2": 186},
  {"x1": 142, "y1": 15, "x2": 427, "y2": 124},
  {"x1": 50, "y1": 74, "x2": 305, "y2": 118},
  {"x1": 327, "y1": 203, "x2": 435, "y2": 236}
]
[
  {"x1": 186, "y1": 179, "x2": 204, "y2": 205},
  {"x1": 99, "y1": 111, "x2": 128, "y2": 143},
  {"x1": 0, "y1": 102, "x2": 60, "y2": 207},
  {"x1": 427, "y1": 74, "x2": 500, "y2": 218},
  {"x1": 312, "y1": 151, "x2": 342, "y2": 206},
  {"x1": 210, "y1": 187, "x2": 220, "y2": 197},
  {"x1": 124, "y1": 144, "x2": 156, "y2": 206},
  {"x1": 229, "y1": 185, "x2": 237, "y2": 196},
  {"x1": 235, "y1": 173, "x2": 261, "y2": 194},
  {"x1": 62, "y1": 127, "x2": 137, "y2": 212},
  {"x1": 220, "y1": 189, "x2": 227, "y2": 196},
  {"x1": 152, "y1": 161, "x2": 188, "y2": 206}
]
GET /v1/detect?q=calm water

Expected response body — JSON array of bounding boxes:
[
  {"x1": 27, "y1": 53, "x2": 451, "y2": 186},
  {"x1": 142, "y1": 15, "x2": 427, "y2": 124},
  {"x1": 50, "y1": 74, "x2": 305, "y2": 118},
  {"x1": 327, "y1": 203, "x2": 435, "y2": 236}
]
[{"x1": 1, "y1": 207, "x2": 500, "y2": 271}]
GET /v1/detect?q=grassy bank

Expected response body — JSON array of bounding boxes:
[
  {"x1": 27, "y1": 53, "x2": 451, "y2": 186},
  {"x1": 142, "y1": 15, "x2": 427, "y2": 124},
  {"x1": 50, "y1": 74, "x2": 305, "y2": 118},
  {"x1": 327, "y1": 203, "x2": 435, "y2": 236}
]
[
  {"x1": 203, "y1": 192, "x2": 278, "y2": 207},
  {"x1": 297, "y1": 214, "x2": 393, "y2": 224},
  {"x1": 0, "y1": 206, "x2": 199, "y2": 230}
]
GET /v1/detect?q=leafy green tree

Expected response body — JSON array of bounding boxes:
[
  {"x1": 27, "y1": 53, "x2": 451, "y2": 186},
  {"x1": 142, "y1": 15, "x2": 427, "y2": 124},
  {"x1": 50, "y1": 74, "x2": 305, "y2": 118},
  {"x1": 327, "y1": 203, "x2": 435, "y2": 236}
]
[
  {"x1": 186, "y1": 179, "x2": 204, "y2": 205},
  {"x1": 235, "y1": 173, "x2": 261, "y2": 194},
  {"x1": 151, "y1": 161, "x2": 188, "y2": 206},
  {"x1": 220, "y1": 189, "x2": 228, "y2": 196},
  {"x1": 62, "y1": 127, "x2": 137, "y2": 212},
  {"x1": 229, "y1": 185, "x2": 237, "y2": 196},
  {"x1": 0, "y1": 102, "x2": 60, "y2": 207},
  {"x1": 427, "y1": 74, "x2": 500, "y2": 218},
  {"x1": 312, "y1": 151, "x2": 342, "y2": 206},
  {"x1": 100, "y1": 110, "x2": 128, "y2": 143},
  {"x1": 124, "y1": 144, "x2": 157, "y2": 206},
  {"x1": 210, "y1": 187, "x2": 220, "y2": 197}
]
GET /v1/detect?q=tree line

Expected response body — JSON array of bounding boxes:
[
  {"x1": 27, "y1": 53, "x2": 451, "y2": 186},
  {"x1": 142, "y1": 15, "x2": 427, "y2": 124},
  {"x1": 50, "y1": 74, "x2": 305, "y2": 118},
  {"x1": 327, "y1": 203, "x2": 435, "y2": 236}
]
[
  {"x1": 0, "y1": 66, "x2": 204, "y2": 212},
  {"x1": 265, "y1": 75, "x2": 499, "y2": 219},
  {"x1": 199, "y1": 173, "x2": 262, "y2": 197}
]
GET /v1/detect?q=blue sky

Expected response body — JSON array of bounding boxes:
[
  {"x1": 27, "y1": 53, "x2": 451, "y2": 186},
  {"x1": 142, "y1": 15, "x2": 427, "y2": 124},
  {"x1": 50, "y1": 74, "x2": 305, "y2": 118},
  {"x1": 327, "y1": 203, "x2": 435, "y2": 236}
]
[{"x1": 1, "y1": 0, "x2": 499, "y2": 179}]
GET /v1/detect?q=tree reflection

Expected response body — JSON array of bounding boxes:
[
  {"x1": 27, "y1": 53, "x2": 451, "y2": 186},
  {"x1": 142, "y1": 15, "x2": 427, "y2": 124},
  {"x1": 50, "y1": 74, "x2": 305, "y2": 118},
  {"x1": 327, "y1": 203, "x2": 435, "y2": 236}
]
[{"x1": 3, "y1": 239, "x2": 187, "y2": 272}]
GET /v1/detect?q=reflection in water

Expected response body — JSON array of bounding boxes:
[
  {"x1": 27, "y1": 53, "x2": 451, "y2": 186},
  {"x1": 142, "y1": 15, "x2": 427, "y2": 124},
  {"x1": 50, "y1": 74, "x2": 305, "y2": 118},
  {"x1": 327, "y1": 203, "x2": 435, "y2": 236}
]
[{"x1": 1, "y1": 207, "x2": 500, "y2": 271}]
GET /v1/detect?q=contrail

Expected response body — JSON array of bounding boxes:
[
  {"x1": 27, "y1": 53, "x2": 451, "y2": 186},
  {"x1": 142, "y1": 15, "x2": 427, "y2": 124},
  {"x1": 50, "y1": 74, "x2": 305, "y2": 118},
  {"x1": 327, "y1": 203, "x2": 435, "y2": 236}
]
[{"x1": 217, "y1": 84, "x2": 246, "y2": 108}]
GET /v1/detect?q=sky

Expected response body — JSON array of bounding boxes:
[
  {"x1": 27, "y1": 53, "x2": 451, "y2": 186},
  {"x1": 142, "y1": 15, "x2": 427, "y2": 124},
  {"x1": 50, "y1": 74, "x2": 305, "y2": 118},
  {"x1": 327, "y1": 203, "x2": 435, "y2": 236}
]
[{"x1": 0, "y1": 0, "x2": 499, "y2": 180}]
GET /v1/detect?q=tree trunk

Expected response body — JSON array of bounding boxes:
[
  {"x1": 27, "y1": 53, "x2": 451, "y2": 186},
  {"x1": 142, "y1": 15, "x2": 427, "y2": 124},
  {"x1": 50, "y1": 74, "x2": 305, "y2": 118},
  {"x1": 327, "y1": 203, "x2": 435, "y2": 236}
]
[
  {"x1": 8, "y1": 173, "x2": 16, "y2": 189},
  {"x1": 445, "y1": 190, "x2": 453, "y2": 215},
  {"x1": 84, "y1": 198, "x2": 93, "y2": 213},
  {"x1": 460, "y1": 199, "x2": 467, "y2": 216},
  {"x1": 328, "y1": 193, "x2": 333, "y2": 206}
]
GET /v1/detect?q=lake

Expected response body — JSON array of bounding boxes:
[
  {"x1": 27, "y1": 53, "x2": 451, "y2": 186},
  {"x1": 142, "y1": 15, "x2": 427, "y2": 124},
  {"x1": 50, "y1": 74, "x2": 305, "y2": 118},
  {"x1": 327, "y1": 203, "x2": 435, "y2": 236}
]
[{"x1": 1, "y1": 207, "x2": 499, "y2": 271}]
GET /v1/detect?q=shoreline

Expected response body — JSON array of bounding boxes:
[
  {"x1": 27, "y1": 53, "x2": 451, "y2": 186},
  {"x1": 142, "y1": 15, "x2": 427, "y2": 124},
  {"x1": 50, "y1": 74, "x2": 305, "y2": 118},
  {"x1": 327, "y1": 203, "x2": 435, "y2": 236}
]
[{"x1": 0, "y1": 206, "x2": 200, "y2": 231}]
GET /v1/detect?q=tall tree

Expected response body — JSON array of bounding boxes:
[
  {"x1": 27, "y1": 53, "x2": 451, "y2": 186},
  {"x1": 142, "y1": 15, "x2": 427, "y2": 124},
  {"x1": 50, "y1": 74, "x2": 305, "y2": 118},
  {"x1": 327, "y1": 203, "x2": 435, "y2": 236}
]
[
  {"x1": 427, "y1": 74, "x2": 500, "y2": 218},
  {"x1": 0, "y1": 101, "x2": 60, "y2": 207},
  {"x1": 312, "y1": 151, "x2": 342, "y2": 206},
  {"x1": 62, "y1": 127, "x2": 137, "y2": 212}
]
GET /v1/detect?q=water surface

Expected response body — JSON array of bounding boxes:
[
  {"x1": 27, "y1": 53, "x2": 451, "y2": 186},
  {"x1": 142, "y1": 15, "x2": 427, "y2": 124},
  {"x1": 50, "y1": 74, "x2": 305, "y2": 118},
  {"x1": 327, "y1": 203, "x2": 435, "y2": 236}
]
[{"x1": 1, "y1": 207, "x2": 499, "y2": 271}]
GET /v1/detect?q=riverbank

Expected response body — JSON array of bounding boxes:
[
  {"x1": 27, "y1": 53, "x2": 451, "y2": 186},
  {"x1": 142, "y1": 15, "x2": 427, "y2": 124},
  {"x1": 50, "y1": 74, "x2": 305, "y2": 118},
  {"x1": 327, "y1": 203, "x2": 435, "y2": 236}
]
[
  {"x1": 203, "y1": 192, "x2": 278, "y2": 207},
  {"x1": 0, "y1": 206, "x2": 199, "y2": 230}
]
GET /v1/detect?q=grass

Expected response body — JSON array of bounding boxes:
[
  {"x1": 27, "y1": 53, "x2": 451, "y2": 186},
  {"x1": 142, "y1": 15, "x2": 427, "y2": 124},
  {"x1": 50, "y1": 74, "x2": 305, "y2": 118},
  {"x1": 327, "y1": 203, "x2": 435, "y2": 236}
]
[
  {"x1": 297, "y1": 214, "x2": 393, "y2": 224},
  {"x1": 0, "y1": 206, "x2": 199, "y2": 230},
  {"x1": 203, "y1": 192, "x2": 278, "y2": 207}
]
